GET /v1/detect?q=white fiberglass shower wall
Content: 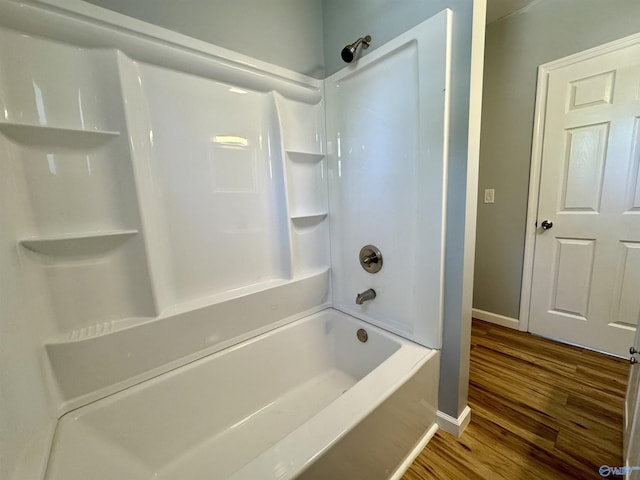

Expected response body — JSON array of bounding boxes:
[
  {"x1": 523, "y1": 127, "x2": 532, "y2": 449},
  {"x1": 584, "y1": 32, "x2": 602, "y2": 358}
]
[
  {"x1": 0, "y1": 1, "x2": 453, "y2": 479},
  {"x1": 0, "y1": 4, "x2": 329, "y2": 474},
  {"x1": 326, "y1": 12, "x2": 451, "y2": 348}
]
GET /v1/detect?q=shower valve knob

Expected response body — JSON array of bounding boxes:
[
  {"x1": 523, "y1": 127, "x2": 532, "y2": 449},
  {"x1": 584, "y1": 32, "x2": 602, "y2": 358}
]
[{"x1": 359, "y1": 245, "x2": 383, "y2": 273}]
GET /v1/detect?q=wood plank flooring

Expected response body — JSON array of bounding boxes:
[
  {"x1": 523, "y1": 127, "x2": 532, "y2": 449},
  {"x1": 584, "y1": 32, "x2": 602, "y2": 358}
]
[{"x1": 403, "y1": 319, "x2": 629, "y2": 480}]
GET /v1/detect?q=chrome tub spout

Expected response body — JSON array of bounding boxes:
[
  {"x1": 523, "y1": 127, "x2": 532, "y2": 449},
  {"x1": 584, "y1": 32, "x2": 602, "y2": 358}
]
[{"x1": 356, "y1": 289, "x2": 376, "y2": 305}]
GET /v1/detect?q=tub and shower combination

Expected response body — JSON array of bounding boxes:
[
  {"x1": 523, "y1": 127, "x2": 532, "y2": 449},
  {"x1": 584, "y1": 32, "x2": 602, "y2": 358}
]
[{"x1": 0, "y1": 1, "x2": 453, "y2": 478}]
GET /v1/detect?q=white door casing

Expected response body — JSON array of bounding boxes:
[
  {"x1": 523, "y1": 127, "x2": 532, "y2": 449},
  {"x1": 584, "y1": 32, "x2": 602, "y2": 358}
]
[{"x1": 524, "y1": 37, "x2": 640, "y2": 357}]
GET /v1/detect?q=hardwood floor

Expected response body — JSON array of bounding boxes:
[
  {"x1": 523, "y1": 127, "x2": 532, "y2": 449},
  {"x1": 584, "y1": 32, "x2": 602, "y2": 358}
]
[{"x1": 403, "y1": 319, "x2": 629, "y2": 480}]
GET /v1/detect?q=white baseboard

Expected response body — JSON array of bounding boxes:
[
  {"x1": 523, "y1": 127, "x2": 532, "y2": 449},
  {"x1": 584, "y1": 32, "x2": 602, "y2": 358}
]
[
  {"x1": 472, "y1": 308, "x2": 519, "y2": 330},
  {"x1": 436, "y1": 405, "x2": 471, "y2": 437},
  {"x1": 390, "y1": 408, "x2": 472, "y2": 478},
  {"x1": 389, "y1": 423, "x2": 439, "y2": 480}
]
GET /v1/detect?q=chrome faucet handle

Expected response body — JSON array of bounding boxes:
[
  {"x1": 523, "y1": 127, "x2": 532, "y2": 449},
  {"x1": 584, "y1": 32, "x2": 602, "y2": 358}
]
[{"x1": 362, "y1": 253, "x2": 378, "y2": 265}]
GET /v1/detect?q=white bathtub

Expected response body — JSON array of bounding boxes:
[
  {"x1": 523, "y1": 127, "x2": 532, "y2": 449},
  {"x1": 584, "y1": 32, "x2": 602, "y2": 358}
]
[{"x1": 44, "y1": 308, "x2": 439, "y2": 479}]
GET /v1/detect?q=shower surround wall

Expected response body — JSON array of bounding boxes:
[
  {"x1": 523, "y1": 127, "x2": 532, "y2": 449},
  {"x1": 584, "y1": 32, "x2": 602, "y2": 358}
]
[
  {"x1": 0, "y1": 1, "x2": 453, "y2": 479},
  {"x1": 0, "y1": 4, "x2": 329, "y2": 475},
  {"x1": 45, "y1": 56, "x2": 331, "y2": 406}
]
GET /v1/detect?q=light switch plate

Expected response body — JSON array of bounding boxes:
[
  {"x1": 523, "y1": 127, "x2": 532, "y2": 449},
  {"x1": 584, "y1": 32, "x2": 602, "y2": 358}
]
[{"x1": 484, "y1": 188, "x2": 495, "y2": 204}]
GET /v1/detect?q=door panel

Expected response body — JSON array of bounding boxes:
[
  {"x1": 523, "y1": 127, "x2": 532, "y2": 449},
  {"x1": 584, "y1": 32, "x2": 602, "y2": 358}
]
[
  {"x1": 613, "y1": 242, "x2": 640, "y2": 329},
  {"x1": 568, "y1": 71, "x2": 615, "y2": 110},
  {"x1": 551, "y1": 238, "x2": 595, "y2": 319},
  {"x1": 562, "y1": 123, "x2": 609, "y2": 212},
  {"x1": 630, "y1": 119, "x2": 640, "y2": 212}
]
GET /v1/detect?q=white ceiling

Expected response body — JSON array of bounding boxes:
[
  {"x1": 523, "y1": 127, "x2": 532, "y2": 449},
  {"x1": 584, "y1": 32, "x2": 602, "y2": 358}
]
[{"x1": 486, "y1": 0, "x2": 539, "y2": 24}]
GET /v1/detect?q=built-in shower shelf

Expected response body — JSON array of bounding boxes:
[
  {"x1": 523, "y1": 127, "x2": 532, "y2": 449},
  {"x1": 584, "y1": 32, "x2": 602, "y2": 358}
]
[
  {"x1": 0, "y1": 121, "x2": 120, "y2": 149},
  {"x1": 291, "y1": 212, "x2": 327, "y2": 221},
  {"x1": 20, "y1": 229, "x2": 138, "y2": 256},
  {"x1": 291, "y1": 213, "x2": 328, "y2": 231},
  {"x1": 286, "y1": 150, "x2": 325, "y2": 163}
]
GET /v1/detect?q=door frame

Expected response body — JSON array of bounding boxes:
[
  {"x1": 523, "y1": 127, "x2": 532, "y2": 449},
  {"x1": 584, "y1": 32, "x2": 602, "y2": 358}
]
[{"x1": 519, "y1": 31, "x2": 640, "y2": 332}]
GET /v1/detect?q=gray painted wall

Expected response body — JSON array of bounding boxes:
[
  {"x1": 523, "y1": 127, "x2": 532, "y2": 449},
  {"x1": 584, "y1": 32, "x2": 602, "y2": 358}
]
[
  {"x1": 83, "y1": 0, "x2": 325, "y2": 78},
  {"x1": 474, "y1": 0, "x2": 640, "y2": 320},
  {"x1": 323, "y1": 0, "x2": 476, "y2": 418}
]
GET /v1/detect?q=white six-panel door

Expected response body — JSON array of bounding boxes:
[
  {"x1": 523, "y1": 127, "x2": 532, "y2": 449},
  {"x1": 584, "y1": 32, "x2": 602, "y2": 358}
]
[{"x1": 529, "y1": 41, "x2": 640, "y2": 357}]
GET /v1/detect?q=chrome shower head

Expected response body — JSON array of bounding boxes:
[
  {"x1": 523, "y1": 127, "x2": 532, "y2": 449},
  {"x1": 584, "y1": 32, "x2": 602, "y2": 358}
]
[{"x1": 341, "y1": 35, "x2": 372, "y2": 63}]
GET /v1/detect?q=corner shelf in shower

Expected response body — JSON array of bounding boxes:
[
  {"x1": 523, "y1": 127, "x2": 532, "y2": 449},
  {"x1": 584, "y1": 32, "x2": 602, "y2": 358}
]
[
  {"x1": 19, "y1": 229, "x2": 138, "y2": 256},
  {"x1": 286, "y1": 150, "x2": 325, "y2": 163},
  {"x1": 290, "y1": 212, "x2": 327, "y2": 221},
  {"x1": 290, "y1": 213, "x2": 328, "y2": 231},
  {"x1": 0, "y1": 122, "x2": 120, "y2": 149}
]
